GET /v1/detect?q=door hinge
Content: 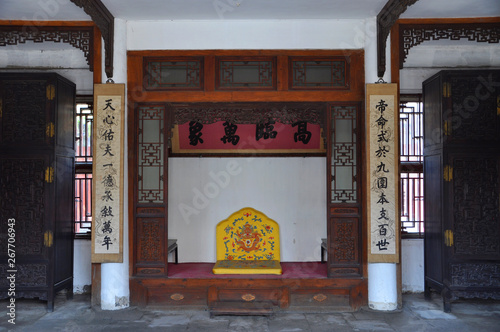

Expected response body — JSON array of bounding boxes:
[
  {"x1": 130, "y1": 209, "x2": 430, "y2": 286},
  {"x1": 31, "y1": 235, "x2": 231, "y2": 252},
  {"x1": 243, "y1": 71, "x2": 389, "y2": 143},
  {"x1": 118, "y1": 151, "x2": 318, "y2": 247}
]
[
  {"x1": 443, "y1": 165, "x2": 453, "y2": 182},
  {"x1": 443, "y1": 82, "x2": 451, "y2": 98},
  {"x1": 444, "y1": 120, "x2": 452, "y2": 136},
  {"x1": 45, "y1": 166, "x2": 54, "y2": 183},
  {"x1": 444, "y1": 229, "x2": 454, "y2": 247},
  {"x1": 46, "y1": 84, "x2": 56, "y2": 100},
  {"x1": 46, "y1": 122, "x2": 55, "y2": 138},
  {"x1": 44, "y1": 230, "x2": 53, "y2": 248}
]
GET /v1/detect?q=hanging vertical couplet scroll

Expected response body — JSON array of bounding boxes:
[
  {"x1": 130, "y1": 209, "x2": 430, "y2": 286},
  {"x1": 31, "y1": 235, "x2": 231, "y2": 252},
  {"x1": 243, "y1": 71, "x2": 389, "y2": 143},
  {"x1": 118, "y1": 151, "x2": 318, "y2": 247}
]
[
  {"x1": 366, "y1": 83, "x2": 400, "y2": 263},
  {"x1": 91, "y1": 83, "x2": 125, "y2": 263}
]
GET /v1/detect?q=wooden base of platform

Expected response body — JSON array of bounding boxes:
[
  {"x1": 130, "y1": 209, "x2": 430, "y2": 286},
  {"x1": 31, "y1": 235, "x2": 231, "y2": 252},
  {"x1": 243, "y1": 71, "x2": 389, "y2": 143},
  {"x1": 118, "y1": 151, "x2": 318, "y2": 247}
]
[{"x1": 130, "y1": 263, "x2": 367, "y2": 312}]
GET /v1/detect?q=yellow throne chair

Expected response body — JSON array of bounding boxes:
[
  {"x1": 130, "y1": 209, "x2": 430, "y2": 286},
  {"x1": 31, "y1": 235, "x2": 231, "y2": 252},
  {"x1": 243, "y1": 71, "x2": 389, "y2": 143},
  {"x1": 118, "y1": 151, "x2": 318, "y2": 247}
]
[{"x1": 212, "y1": 207, "x2": 282, "y2": 275}]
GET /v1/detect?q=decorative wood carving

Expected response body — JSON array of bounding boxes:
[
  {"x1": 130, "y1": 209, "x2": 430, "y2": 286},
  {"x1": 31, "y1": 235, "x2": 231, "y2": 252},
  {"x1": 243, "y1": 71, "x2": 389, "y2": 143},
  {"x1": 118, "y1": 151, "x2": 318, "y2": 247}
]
[
  {"x1": 241, "y1": 294, "x2": 256, "y2": 301},
  {"x1": 70, "y1": 0, "x2": 114, "y2": 78},
  {"x1": 399, "y1": 23, "x2": 500, "y2": 69},
  {"x1": 333, "y1": 269, "x2": 357, "y2": 274},
  {"x1": 139, "y1": 219, "x2": 163, "y2": 262},
  {"x1": 313, "y1": 294, "x2": 327, "y2": 302},
  {"x1": 333, "y1": 220, "x2": 356, "y2": 262},
  {"x1": 0, "y1": 25, "x2": 94, "y2": 71},
  {"x1": 377, "y1": 0, "x2": 419, "y2": 78},
  {"x1": 170, "y1": 293, "x2": 185, "y2": 301},
  {"x1": 1, "y1": 80, "x2": 49, "y2": 145},
  {"x1": 453, "y1": 157, "x2": 499, "y2": 256},
  {"x1": 0, "y1": 159, "x2": 46, "y2": 256},
  {"x1": 172, "y1": 102, "x2": 326, "y2": 128}
]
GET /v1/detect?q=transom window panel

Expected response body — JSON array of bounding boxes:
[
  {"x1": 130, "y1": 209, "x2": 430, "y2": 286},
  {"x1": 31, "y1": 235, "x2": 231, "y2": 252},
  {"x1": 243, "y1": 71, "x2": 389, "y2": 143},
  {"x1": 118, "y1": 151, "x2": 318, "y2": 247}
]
[
  {"x1": 144, "y1": 57, "x2": 203, "y2": 90},
  {"x1": 290, "y1": 57, "x2": 349, "y2": 89},
  {"x1": 330, "y1": 105, "x2": 357, "y2": 203},
  {"x1": 137, "y1": 104, "x2": 165, "y2": 204},
  {"x1": 216, "y1": 57, "x2": 276, "y2": 90}
]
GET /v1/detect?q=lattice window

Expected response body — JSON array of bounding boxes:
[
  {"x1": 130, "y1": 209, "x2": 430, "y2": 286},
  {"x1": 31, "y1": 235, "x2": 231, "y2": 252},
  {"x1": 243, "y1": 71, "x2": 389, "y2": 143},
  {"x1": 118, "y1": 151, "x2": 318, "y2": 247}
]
[
  {"x1": 144, "y1": 57, "x2": 203, "y2": 90},
  {"x1": 75, "y1": 100, "x2": 93, "y2": 237},
  {"x1": 216, "y1": 57, "x2": 276, "y2": 90},
  {"x1": 137, "y1": 104, "x2": 165, "y2": 204},
  {"x1": 330, "y1": 105, "x2": 357, "y2": 203},
  {"x1": 400, "y1": 95, "x2": 424, "y2": 237},
  {"x1": 290, "y1": 57, "x2": 348, "y2": 89}
]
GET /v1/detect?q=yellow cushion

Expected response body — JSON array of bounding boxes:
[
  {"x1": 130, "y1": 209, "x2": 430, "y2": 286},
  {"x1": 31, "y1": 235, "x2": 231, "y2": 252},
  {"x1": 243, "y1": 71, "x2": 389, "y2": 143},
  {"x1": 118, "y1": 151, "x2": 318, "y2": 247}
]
[{"x1": 213, "y1": 207, "x2": 281, "y2": 275}]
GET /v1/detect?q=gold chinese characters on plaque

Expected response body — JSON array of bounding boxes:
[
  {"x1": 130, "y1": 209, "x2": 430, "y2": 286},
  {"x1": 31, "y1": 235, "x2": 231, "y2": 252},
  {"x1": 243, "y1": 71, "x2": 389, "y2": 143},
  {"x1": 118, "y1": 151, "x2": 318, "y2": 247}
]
[
  {"x1": 91, "y1": 84, "x2": 125, "y2": 263},
  {"x1": 366, "y1": 83, "x2": 399, "y2": 263}
]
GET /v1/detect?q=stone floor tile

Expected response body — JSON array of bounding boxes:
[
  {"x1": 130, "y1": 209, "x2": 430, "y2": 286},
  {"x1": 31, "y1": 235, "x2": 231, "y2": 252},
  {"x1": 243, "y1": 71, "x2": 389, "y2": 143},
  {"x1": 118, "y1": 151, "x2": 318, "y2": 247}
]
[
  {"x1": 413, "y1": 309, "x2": 457, "y2": 320},
  {"x1": 148, "y1": 314, "x2": 190, "y2": 329},
  {"x1": 227, "y1": 316, "x2": 270, "y2": 332},
  {"x1": 268, "y1": 315, "x2": 311, "y2": 332},
  {"x1": 348, "y1": 320, "x2": 396, "y2": 331},
  {"x1": 187, "y1": 319, "x2": 231, "y2": 332}
]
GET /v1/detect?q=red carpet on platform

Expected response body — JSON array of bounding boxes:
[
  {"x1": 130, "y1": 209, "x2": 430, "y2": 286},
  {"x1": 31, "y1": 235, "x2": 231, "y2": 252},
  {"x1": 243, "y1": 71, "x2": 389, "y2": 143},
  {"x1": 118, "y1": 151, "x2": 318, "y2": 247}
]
[{"x1": 167, "y1": 262, "x2": 328, "y2": 279}]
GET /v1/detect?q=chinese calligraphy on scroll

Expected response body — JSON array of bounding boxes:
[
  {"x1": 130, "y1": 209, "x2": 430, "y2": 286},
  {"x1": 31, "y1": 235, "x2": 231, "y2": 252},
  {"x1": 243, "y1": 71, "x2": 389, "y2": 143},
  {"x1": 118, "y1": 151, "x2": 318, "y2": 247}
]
[
  {"x1": 92, "y1": 84, "x2": 125, "y2": 263},
  {"x1": 367, "y1": 83, "x2": 399, "y2": 263}
]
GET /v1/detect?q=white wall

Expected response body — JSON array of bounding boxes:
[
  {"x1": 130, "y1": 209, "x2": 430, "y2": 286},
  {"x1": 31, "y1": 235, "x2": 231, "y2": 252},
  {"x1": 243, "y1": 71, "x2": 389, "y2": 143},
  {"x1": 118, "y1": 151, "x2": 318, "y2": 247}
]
[
  {"x1": 402, "y1": 239, "x2": 424, "y2": 292},
  {"x1": 127, "y1": 19, "x2": 368, "y2": 50},
  {"x1": 73, "y1": 239, "x2": 92, "y2": 293},
  {"x1": 168, "y1": 157, "x2": 326, "y2": 262}
]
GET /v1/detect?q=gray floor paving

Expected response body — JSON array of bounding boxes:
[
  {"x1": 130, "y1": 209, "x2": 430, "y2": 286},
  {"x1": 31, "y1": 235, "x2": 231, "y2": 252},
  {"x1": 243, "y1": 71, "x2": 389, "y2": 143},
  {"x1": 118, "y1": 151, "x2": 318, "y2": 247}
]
[{"x1": 1, "y1": 292, "x2": 499, "y2": 331}]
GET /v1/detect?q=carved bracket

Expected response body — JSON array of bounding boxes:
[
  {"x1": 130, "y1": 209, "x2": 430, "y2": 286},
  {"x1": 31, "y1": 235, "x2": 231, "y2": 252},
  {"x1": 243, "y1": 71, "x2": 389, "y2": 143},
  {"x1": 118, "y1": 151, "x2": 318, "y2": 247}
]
[
  {"x1": 399, "y1": 22, "x2": 500, "y2": 69},
  {"x1": 377, "y1": 0, "x2": 419, "y2": 78},
  {"x1": 70, "y1": 0, "x2": 114, "y2": 78},
  {"x1": 0, "y1": 25, "x2": 94, "y2": 71}
]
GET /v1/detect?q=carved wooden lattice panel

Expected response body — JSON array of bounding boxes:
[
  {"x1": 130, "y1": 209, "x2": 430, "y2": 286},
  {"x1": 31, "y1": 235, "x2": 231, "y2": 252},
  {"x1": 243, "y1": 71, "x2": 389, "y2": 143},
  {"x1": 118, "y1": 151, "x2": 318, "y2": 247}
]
[
  {"x1": 330, "y1": 106, "x2": 357, "y2": 203},
  {"x1": 332, "y1": 219, "x2": 357, "y2": 262},
  {"x1": 138, "y1": 218, "x2": 164, "y2": 263},
  {"x1": 144, "y1": 57, "x2": 203, "y2": 90},
  {"x1": 452, "y1": 157, "x2": 499, "y2": 256},
  {"x1": 399, "y1": 23, "x2": 500, "y2": 68},
  {"x1": 217, "y1": 58, "x2": 276, "y2": 90},
  {"x1": 1, "y1": 80, "x2": 47, "y2": 145},
  {"x1": 450, "y1": 263, "x2": 500, "y2": 288},
  {"x1": 290, "y1": 57, "x2": 348, "y2": 89},
  {"x1": 449, "y1": 73, "x2": 500, "y2": 142},
  {"x1": 137, "y1": 104, "x2": 165, "y2": 204},
  {"x1": 0, "y1": 26, "x2": 94, "y2": 69},
  {"x1": 0, "y1": 264, "x2": 47, "y2": 288},
  {"x1": 0, "y1": 158, "x2": 46, "y2": 256}
]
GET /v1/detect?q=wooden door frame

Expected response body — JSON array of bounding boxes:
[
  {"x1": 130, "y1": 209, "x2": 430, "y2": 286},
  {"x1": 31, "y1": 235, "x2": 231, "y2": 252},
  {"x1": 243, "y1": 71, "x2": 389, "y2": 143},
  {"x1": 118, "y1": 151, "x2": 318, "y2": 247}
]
[{"x1": 127, "y1": 49, "x2": 368, "y2": 308}]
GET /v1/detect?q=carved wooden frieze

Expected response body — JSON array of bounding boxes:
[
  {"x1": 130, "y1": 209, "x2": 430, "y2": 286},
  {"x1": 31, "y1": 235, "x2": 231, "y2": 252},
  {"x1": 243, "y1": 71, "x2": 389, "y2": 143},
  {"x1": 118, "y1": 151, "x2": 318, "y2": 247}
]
[
  {"x1": 0, "y1": 25, "x2": 94, "y2": 71},
  {"x1": 172, "y1": 103, "x2": 326, "y2": 126},
  {"x1": 399, "y1": 23, "x2": 500, "y2": 69}
]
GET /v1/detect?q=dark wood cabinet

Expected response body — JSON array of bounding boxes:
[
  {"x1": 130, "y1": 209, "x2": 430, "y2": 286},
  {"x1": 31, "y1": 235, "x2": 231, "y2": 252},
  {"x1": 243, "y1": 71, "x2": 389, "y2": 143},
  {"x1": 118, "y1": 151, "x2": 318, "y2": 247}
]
[
  {"x1": 423, "y1": 70, "x2": 500, "y2": 312},
  {"x1": 0, "y1": 73, "x2": 75, "y2": 311}
]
